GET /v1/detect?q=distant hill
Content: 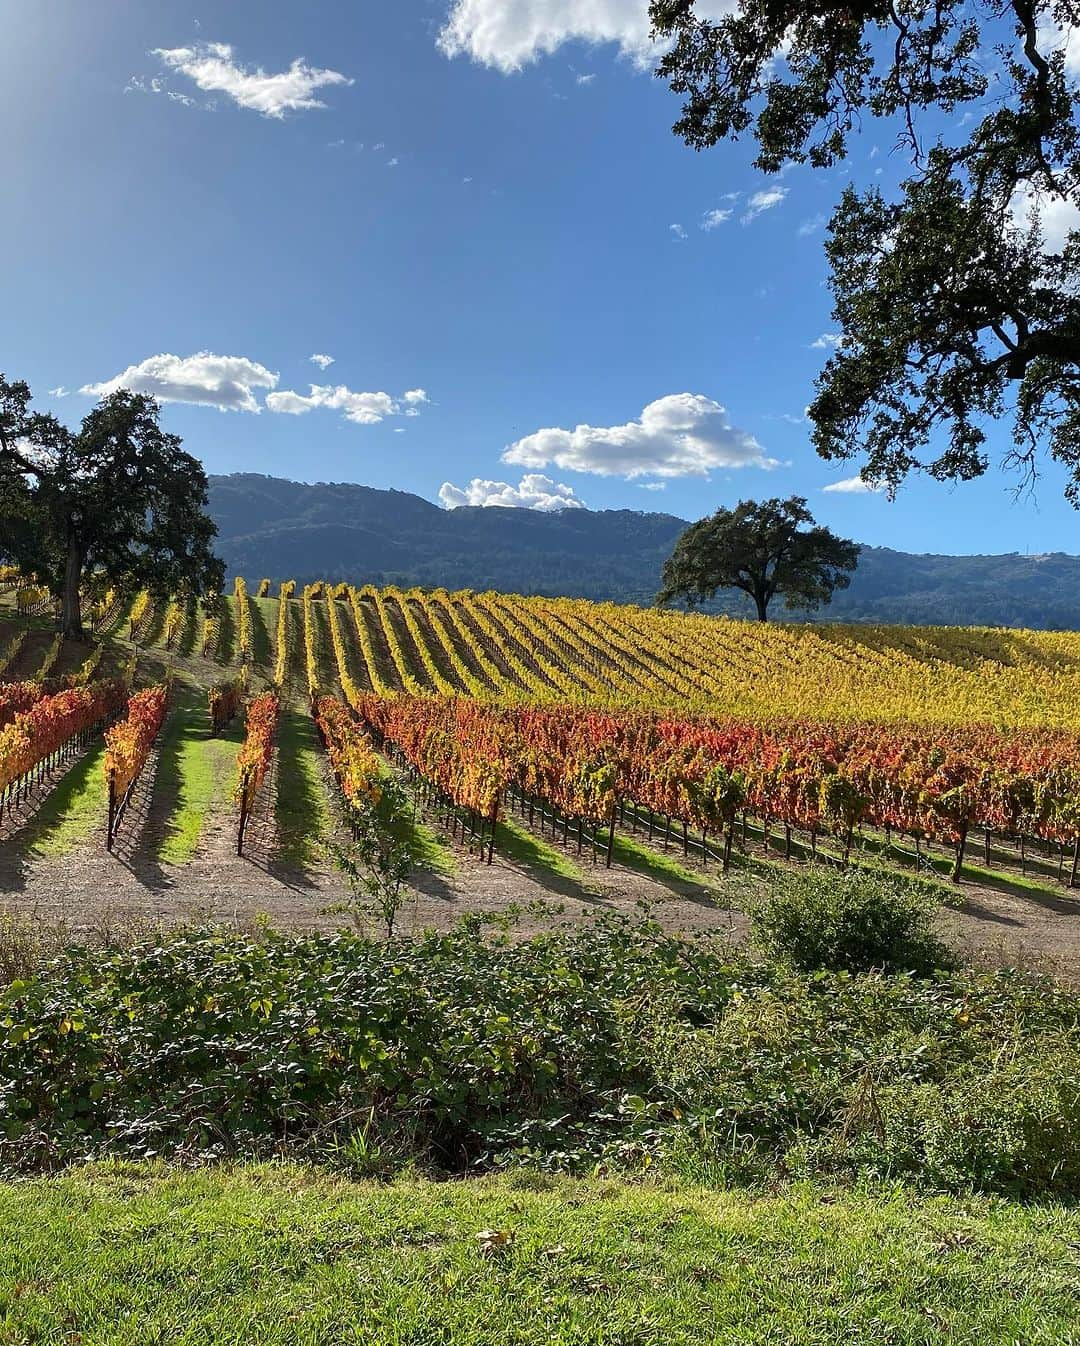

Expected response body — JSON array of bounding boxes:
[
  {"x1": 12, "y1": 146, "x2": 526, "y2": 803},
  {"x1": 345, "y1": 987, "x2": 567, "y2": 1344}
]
[{"x1": 208, "y1": 473, "x2": 1080, "y2": 629}]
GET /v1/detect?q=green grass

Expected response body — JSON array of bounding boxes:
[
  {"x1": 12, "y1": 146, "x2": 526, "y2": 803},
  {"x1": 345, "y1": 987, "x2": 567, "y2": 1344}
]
[
  {"x1": 26, "y1": 740, "x2": 108, "y2": 858},
  {"x1": 309, "y1": 599, "x2": 341, "y2": 696},
  {"x1": 157, "y1": 693, "x2": 247, "y2": 865},
  {"x1": 497, "y1": 813, "x2": 595, "y2": 885},
  {"x1": 1, "y1": 1165, "x2": 1078, "y2": 1345},
  {"x1": 610, "y1": 829, "x2": 726, "y2": 892},
  {"x1": 393, "y1": 806, "x2": 457, "y2": 876},
  {"x1": 176, "y1": 597, "x2": 198, "y2": 658},
  {"x1": 250, "y1": 597, "x2": 275, "y2": 671},
  {"x1": 275, "y1": 709, "x2": 332, "y2": 868},
  {"x1": 215, "y1": 596, "x2": 236, "y2": 666},
  {"x1": 497, "y1": 808, "x2": 724, "y2": 897},
  {"x1": 731, "y1": 812, "x2": 1074, "y2": 905}
]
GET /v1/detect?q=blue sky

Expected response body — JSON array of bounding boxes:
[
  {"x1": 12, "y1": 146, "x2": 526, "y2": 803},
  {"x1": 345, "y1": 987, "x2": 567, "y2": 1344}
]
[{"x1": 4, "y1": 0, "x2": 1079, "y2": 556}]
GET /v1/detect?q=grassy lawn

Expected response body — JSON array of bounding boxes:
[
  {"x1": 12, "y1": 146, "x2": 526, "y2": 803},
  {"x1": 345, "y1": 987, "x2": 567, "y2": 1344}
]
[
  {"x1": 610, "y1": 829, "x2": 728, "y2": 893},
  {"x1": 496, "y1": 808, "x2": 729, "y2": 899},
  {"x1": 250, "y1": 596, "x2": 275, "y2": 673},
  {"x1": 497, "y1": 813, "x2": 597, "y2": 886},
  {"x1": 0, "y1": 1166, "x2": 1077, "y2": 1345},
  {"x1": 394, "y1": 807, "x2": 457, "y2": 876},
  {"x1": 157, "y1": 692, "x2": 247, "y2": 865},
  {"x1": 26, "y1": 740, "x2": 108, "y2": 858},
  {"x1": 275, "y1": 709, "x2": 332, "y2": 868}
]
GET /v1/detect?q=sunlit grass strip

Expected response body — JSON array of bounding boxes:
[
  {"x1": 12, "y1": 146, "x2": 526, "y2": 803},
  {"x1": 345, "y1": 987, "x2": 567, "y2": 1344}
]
[
  {"x1": 33, "y1": 633, "x2": 62, "y2": 683},
  {"x1": 0, "y1": 628, "x2": 27, "y2": 677},
  {"x1": 156, "y1": 704, "x2": 244, "y2": 865},
  {"x1": 26, "y1": 738, "x2": 109, "y2": 859},
  {"x1": 274, "y1": 709, "x2": 331, "y2": 868}
]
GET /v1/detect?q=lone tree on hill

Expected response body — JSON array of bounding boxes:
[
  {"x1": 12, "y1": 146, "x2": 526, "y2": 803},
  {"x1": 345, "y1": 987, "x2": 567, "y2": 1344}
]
[
  {"x1": 650, "y1": 1, "x2": 1080, "y2": 503},
  {"x1": 0, "y1": 375, "x2": 224, "y2": 639},
  {"x1": 657, "y1": 496, "x2": 859, "y2": 621}
]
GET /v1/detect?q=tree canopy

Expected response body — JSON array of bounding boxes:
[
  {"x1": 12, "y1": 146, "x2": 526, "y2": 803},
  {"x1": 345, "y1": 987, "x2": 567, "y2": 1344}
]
[
  {"x1": 657, "y1": 495, "x2": 859, "y2": 620},
  {"x1": 650, "y1": 0, "x2": 1080, "y2": 503},
  {"x1": 0, "y1": 376, "x2": 224, "y2": 637}
]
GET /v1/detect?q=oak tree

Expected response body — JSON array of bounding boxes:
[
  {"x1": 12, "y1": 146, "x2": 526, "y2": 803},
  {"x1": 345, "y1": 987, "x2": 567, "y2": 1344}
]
[
  {"x1": 0, "y1": 376, "x2": 224, "y2": 638},
  {"x1": 651, "y1": 1, "x2": 1080, "y2": 501},
  {"x1": 658, "y1": 495, "x2": 859, "y2": 620}
]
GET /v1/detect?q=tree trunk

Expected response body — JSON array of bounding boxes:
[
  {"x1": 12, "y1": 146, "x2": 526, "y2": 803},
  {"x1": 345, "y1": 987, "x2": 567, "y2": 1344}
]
[
  {"x1": 753, "y1": 591, "x2": 769, "y2": 622},
  {"x1": 60, "y1": 536, "x2": 84, "y2": 639}
]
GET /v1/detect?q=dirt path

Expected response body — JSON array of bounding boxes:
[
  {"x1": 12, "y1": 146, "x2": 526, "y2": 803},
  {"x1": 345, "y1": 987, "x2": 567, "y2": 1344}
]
[{"x1": 2, "y1": 778, "x2": 1079, "y2": 976}]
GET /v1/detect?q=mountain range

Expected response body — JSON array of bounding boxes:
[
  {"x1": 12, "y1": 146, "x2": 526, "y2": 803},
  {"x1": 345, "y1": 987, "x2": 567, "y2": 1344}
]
[{"x1": 208, "y1": 473, "x2": 1080, "y2": 630}]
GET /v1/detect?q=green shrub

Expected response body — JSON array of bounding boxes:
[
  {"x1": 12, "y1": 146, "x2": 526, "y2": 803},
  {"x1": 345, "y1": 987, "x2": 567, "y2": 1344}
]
[
  {"x1": 887, "y1": 1045, "x2": 1080, "y2": 1195},
  {"x1": 0, "y1": 915, "x2": 1077, "y2": 1195},
  {"x1": 792, "y1": 1042, "x2": 1080, "y2": 1196},
  {"x1": 749, "y1": 866, "x2": 953, "y2": 974}
]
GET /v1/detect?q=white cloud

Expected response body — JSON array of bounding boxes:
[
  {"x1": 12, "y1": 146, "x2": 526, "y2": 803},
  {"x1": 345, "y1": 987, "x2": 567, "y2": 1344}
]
[
  {"x1": 48, "y1": 386, "x2": 69, "y2": 398},
  {"x1": 502, "y1": 393, "x2": 777, "y2": 479},
  {"x1": 439, "y1": 474, "x2": 586, "y2": 511},
  {"x1": 265, "y1": 383, "x2": 428, "y2": 426},
  {"x1": 437, "y1": 0, "x2": 737, "y2": 74},
  {"x1": 576, "y1": 72, "x2": 597, "y2": 85},
  {"x1": 741, "y1": 185, "x2": 787, "y2": 223},
  {"x1": 309, "y1": 353, "x2": 335, "y2": 369},
  {"x1": 1038, "y1": 17, "x2": 1080, "y2": 76},
  {"x1": 266, "y1": 384, "x2": 397, "y2": 424},
  {"x1": 701, "y1": 208, "x2": 733, "y2": 231},
  {"x1": 1010, "y1": 181, "x2": 1080, "y2": 254},
  {"x1": 811, "y1": 332, "x2": 844, "y2": 350},
  {"x1": 124, "y1": 73, "x2": 197, "y2": 107},
  {"x1": 669, "y1": 223, "x2": 687, "y2": 241},
  {"x1": 152, "y1": 42, "x2": 351, "y2": 118},
  {"x1": 797, "y1": 212, "x2": 827, "y2": 237},
  {"x1": 81, "y1": 352, "x2": 278, "y2": 413},
  {"x1": 387, "y1": 156, "x2": 399, "y2": 167},
  {"x1": 823, "y1": 475, "x2": 884, "y2": 494},
  {"x1": 638, "y1": 481, "x2": 666, "y2": 491}
]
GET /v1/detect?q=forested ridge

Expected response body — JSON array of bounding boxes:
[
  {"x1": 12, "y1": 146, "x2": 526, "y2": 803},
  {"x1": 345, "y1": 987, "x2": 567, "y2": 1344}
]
[{"x1": 210, "y1": 473, "x2": 1080, "y2": 627}]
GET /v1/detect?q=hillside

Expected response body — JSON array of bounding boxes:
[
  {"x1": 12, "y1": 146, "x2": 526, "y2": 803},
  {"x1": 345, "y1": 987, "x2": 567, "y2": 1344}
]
[
  {"x1": 208, "y1": 474, "x2": 1080, "y2": 628},
  {"x1": 209, "y1": 474, "x2": 683, "y2": 607}
]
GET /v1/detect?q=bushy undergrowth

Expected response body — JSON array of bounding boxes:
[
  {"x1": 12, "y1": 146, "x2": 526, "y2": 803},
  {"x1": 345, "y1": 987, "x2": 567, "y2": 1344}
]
[
  {"x1": 1, "y1": 914, "x2": 1078, "y2": 1196},
  {"x1": 749, "y1": 867, "x2": 954, "y2": 974}
]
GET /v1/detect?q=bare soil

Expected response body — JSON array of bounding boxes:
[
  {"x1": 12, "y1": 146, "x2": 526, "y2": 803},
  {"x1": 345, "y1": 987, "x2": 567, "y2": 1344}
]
[{"x1": 2, "y1": 770, "x2": 1080, "y2": 980}]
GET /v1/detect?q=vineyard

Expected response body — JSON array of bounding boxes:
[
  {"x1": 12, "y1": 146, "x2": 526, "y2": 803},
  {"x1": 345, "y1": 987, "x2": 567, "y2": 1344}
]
[{"x1": 1, "y1": 580, "x2": 1080, "y2": 959}]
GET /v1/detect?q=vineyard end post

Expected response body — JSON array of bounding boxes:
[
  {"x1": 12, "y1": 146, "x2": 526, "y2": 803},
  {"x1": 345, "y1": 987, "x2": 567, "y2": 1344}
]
[{"x1": 237, "y1": 771, "x2": 250, "y2": 857}]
